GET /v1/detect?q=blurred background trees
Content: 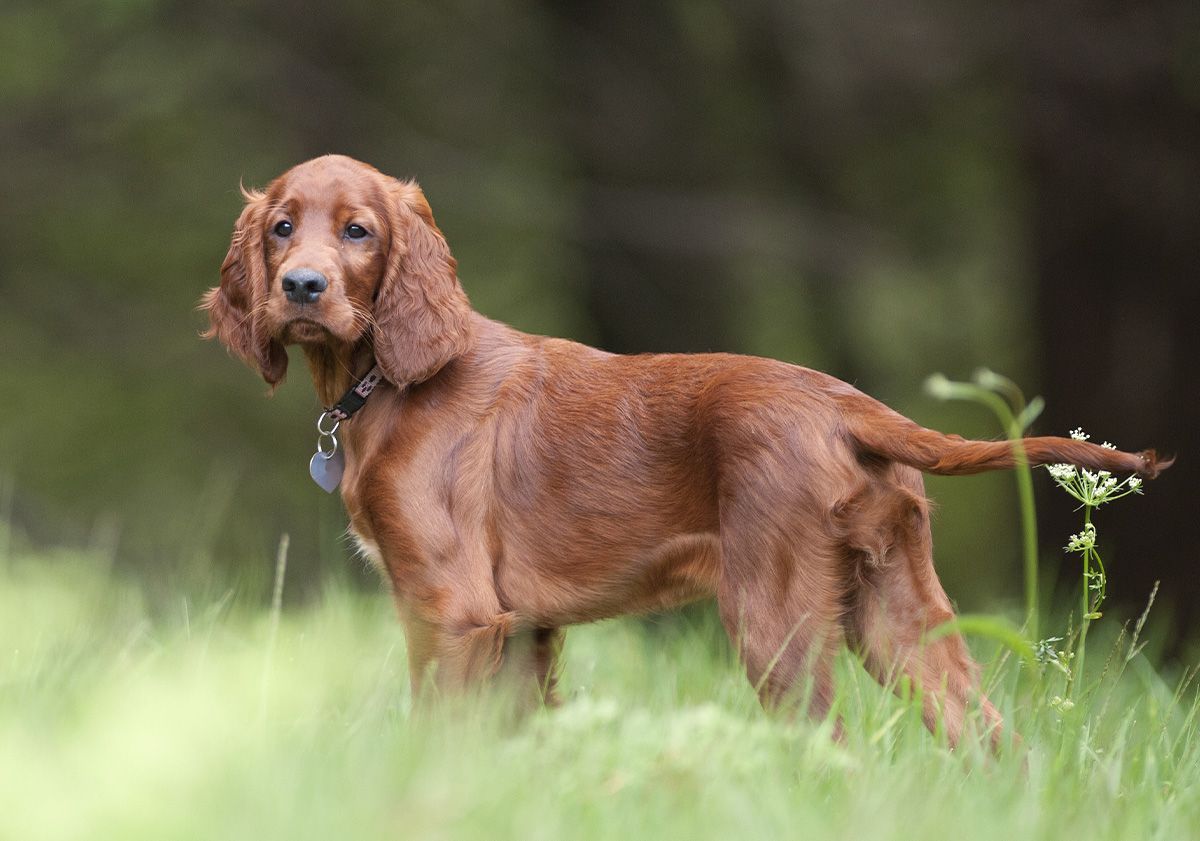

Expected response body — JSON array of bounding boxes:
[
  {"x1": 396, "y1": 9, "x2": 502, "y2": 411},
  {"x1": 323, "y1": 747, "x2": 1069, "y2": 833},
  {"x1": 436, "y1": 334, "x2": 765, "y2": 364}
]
[{"x1": 1, "y1": 0, "x2": 1195, "y2": 644}]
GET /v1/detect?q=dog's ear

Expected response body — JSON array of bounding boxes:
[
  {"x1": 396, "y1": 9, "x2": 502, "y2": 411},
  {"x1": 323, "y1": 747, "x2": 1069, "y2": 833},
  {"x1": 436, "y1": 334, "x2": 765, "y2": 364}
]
[
  {"x1": 372, "y1": 181, "x2": 473, "y2": 386},
  {"x1": 200, "y1": 187, "x2": 288, "y2": 387}
]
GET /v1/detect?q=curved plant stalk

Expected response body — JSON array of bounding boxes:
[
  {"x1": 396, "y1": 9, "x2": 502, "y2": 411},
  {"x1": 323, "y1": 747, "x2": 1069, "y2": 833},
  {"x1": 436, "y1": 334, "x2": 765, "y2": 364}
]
[
  {"x1": 925, "y1": 369, "x2": 1042, "y2": 641},
  {"x1": 924, "y1": 375, "x2": 1149, "y2": 703}
]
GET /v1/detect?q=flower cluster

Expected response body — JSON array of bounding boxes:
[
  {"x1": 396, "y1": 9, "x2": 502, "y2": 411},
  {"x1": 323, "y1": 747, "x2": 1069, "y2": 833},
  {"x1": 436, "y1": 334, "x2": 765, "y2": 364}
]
[
  {"x1": 1046, "y1": 463, "x2": 1077, "y2": 482},
  {"x1": 1065, "y1": 523, "x2": 1096, "y2": 553},
  {"x1": 1049, "y1": 695, "x2": 1076, "y2": 713},
  {"x1": 1045, "y1": 428, "x2": 1144, "y2": 507}
]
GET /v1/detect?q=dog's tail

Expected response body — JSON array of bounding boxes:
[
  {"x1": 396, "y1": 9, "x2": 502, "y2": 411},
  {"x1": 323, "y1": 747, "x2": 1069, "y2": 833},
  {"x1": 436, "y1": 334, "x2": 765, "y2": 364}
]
[{"x1": 838, "y1": 395, "x2": 1172, "y2": 479}]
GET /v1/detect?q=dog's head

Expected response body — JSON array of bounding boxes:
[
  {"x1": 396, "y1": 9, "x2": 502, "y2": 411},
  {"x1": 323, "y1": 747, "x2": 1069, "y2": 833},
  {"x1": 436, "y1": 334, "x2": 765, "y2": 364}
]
[{"x1": 201, "y1": 155, "x2": 472, "y2": 387}]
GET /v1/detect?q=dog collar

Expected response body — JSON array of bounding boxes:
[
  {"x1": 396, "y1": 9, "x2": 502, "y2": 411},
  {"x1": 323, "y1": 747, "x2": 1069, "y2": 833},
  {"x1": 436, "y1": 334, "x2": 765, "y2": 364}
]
[
  {"x1": 326, "y1": 364, "x2": 385, "y2": 423},
  {"x1": 309, "y1": 364, "x2": 384, "y2": 493}
]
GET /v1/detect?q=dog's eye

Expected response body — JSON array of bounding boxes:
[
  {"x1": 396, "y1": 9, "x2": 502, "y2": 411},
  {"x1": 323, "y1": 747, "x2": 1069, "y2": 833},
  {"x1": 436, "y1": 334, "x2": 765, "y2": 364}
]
[
  {"x1": 273, "y1": 220, "x2": 293, "y2": 238},
  {"x1": 345, "y1": 224, "x2": 368, "y2": 240}
]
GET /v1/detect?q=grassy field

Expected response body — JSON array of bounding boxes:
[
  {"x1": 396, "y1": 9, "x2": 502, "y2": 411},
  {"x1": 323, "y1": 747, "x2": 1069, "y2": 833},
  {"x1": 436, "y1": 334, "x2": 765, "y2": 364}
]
[{"x1": 2, "y1": 536, "x2": 1198, "y2": 841}]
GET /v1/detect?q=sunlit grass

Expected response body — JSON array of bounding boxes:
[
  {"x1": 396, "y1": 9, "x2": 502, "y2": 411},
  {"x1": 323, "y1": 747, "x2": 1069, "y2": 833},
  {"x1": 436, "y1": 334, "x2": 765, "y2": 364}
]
[{"x1": 2, "y1": 541, "x2": 1198, "y2": 841}]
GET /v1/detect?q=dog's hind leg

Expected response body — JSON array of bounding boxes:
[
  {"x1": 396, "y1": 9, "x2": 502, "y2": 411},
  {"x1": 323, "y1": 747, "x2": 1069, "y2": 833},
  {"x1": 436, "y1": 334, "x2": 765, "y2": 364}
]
[
  {"x1": 715, "y1": 493, "x2": 848, "y2": 726},
  {"x1": 844, "y1": 468, "x2": 1005, "y2": 749}
]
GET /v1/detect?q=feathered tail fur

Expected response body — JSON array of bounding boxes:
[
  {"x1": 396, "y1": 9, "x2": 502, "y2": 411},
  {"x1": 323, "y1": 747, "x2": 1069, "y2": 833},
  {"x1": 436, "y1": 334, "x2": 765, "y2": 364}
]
[{"x1": 839, "y1": 395, "x2": 1171, "y2": 479}]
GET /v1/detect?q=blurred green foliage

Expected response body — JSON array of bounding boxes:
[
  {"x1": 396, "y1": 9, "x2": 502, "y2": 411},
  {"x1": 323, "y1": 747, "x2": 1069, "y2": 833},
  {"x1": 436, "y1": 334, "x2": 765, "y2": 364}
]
[{"x1": 2, "y1": 0, "x2": 1193, "y2": 616}]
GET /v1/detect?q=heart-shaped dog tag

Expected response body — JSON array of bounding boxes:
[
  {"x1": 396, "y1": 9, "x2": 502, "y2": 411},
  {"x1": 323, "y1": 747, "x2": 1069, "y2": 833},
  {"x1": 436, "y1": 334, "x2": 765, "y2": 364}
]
[{"x1": 309, "y1": 448, "x2": 345, "y2": 493}]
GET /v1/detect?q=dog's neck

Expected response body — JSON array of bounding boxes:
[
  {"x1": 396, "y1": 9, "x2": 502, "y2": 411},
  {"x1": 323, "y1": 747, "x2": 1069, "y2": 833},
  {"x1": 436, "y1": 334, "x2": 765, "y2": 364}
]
[
  {"x1": 302, "y1": 340, "x2": 376, "y2": 408},
  {"x1": 301, "y1": 313, "x2": 491, "y2": 410}
]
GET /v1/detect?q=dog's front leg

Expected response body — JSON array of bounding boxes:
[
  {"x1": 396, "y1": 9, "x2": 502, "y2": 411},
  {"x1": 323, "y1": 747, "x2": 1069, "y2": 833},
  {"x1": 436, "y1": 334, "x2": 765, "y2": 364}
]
[{"x1": 393, "y1": 586, "x2": 518, "y2": 702}]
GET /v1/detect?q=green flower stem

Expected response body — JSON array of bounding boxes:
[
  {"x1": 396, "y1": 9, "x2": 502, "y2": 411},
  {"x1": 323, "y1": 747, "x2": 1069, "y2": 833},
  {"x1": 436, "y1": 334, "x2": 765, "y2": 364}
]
[{"x1": 1072, "y1": 505, "x2": 1094, "y2": 699}]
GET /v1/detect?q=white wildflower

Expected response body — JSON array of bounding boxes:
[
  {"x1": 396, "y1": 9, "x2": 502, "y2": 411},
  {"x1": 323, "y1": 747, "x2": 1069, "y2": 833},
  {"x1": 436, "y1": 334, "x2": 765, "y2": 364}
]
[
  {"x1": 1046, "y1": 463, "x2": 1076, "y2": 481},
  {"x1": 1049, "y1": 432, "x2": 1146, "y2": 504},
  {"x1": 1050, "y1": 695, "x2": 1076, "y2": 712},
  {"x1": 1066, "y1": 523, "x2": 1097, "y2": 553}
]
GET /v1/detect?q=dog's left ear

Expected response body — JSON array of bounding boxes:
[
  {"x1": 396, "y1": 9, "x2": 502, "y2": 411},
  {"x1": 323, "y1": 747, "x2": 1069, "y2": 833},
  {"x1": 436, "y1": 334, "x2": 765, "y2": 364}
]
[
  {"x1": 372, "y1": 181, "x2": 473, "y2": 386},
  {"x1": 200, "y1": 188, "x2": 288, "y2": 387}
]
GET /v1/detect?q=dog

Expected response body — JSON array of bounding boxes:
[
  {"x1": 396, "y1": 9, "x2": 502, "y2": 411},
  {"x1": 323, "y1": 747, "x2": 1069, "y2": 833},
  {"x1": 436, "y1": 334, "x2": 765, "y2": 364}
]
[{"x1": 202, "y1": 154, "x2": 1168, "y2": 745}]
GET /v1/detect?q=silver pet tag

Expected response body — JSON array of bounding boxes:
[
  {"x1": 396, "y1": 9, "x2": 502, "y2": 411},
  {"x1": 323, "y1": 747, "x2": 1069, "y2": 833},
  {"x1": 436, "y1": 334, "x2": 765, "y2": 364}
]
[{"x1": 309, "y1": 447, "x2": 345, "y2": 493}]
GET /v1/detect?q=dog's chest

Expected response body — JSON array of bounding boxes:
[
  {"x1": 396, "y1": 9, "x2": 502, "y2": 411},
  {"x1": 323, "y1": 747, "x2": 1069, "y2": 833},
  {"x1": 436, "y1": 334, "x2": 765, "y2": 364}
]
[{"x1": 348, "y1": 527, "x2": 385, "y2": 574}]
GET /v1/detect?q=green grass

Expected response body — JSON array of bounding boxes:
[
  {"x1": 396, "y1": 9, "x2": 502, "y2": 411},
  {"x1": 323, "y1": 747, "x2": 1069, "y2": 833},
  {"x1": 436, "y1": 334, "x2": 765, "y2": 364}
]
[{"x1": 2, "y1": 542, "x2": 1198, "y2": 841}]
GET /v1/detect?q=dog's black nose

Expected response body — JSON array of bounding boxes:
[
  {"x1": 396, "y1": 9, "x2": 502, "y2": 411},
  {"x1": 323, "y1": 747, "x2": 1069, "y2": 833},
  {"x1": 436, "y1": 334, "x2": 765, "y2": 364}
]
[{"x1": 281, "y1": 268, "x2": 328, "y2": 304}]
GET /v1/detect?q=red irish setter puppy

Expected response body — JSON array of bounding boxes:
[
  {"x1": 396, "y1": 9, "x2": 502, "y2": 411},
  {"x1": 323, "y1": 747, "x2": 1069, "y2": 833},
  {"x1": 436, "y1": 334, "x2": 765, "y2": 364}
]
[{"x1": 202, "y1": 155, "x2": 1168, "y2": 746}]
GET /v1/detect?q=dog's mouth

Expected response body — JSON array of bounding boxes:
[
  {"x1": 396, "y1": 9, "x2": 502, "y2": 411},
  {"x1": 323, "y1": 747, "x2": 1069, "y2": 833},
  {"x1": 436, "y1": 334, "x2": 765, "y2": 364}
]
[
  {"x1": 280, "y1": 317, "x2": 331, "y2": 345},
  {"x1": 269, "y1": 297, "x2": 365, "y2": 346}
]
